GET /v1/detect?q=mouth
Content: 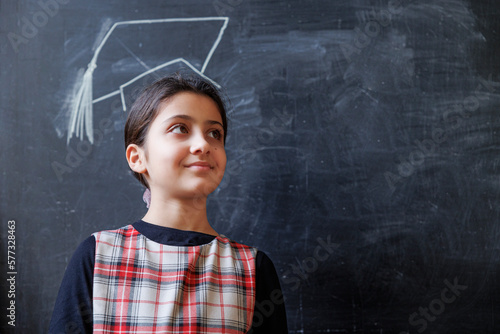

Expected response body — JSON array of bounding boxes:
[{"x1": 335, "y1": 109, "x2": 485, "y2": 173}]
[{"x1": 185, "y1": 162, "x2": 214, "y2": 170}]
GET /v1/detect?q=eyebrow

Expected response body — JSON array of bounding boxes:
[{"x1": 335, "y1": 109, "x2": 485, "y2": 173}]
[{"x1": 163, "y1": 114, "x2": 224, "y2": 129}]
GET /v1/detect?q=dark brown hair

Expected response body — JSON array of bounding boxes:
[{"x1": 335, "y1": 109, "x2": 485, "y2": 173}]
[{"x1": 124, "y1": 73, "x2": 228, "y2": 188}]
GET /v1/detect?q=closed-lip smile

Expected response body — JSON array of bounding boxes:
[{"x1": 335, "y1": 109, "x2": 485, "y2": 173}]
[{"x1": 185, "y1": 161, "x2": 213, "y2": 169}]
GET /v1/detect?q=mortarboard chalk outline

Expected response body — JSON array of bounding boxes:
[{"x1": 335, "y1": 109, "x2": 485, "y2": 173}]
[{"x1": 66, "y1": 16, "x2": 229, "y2": 145}]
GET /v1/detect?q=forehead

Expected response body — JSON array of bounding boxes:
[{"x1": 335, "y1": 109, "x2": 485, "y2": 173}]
[{"x1": 155, "y1": 92, "x2": 222, "y2": 124}]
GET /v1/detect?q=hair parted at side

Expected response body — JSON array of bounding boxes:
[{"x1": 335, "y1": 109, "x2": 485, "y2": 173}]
[{"x1": 124, "y1": 73, "x2": 229, "y2": 189}]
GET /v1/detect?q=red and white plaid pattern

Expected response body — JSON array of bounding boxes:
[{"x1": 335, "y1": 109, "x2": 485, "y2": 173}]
[{"x1": 93, "y1": 225, "x2": 257, "y2": 333}]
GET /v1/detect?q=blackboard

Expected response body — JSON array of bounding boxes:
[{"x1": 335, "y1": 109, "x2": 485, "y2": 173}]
[{"x1": 1, "y1": 0, "x2": 500, "y2": 332}]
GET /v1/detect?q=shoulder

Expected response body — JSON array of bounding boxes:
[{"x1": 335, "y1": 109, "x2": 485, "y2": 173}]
[
  {"x1": 213, "y1": 236, "x2": 259, "y2": 271},
  {"x1": 216, "y1": 237, "x2": 278, "y2": 272},
  {"x1": 92, "y1": 224, "x2": 137, "y2": 244},
  {"x1": 93, "y1": 224, "x2": 134, "y2": 237},
  {"x1": 62, "y1": 235, "x2": 96, "y2": 281},
  {"x1": 218, "y1": 235, "x2": 257, "y2": 252},
  {"x1": 70, "y1": 234, "x2": 96, "y2": 265},
  {"x1": 254, "y1": 250, "x2": 281, "y2": 282},
  {"x1": 255, "y1": 250, "x2": 274, "y2": 268}
]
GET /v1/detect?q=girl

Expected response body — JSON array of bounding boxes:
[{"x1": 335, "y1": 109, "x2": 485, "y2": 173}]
[{"x1": 49, "y1": 74, "x2": 288, "y2": 333}]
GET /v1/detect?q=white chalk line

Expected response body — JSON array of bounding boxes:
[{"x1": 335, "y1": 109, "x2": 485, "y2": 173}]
[{"x1": 66, "y1": 17, "x2": 229, "y2": 144}]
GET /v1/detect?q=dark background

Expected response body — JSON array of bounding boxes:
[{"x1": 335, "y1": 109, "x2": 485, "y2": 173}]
[{"x1": 1, "y1": 0, "x2": 500, "y2": 332}]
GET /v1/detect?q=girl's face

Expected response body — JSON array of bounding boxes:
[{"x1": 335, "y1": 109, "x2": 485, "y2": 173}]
[{"x1": 139, "y1": 92, "x2": 226, "y2": 200}]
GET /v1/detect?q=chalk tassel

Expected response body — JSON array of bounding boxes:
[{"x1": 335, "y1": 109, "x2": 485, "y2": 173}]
[{"x1": 67, "y1": 63, "x2": 96, "y2": 144}]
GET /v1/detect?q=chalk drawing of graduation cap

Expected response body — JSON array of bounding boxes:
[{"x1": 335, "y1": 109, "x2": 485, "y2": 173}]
[{"x1": 65, "y1": 17, "x2": 229, "y2": 144}]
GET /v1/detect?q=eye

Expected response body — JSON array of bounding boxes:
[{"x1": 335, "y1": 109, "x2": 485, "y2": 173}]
[
  {"x1": 208, "y1": 129, "x2": 223, "y2": 140},
  {"x1": 170, "y1": 124, "x2": 188, "y2": 134}
]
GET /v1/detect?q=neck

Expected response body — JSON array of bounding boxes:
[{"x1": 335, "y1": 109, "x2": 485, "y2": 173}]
[{"x1": 141, "y1": 191, "x2": 218, "y2": 236}]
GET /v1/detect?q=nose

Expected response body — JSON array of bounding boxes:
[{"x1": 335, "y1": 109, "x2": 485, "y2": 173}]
[{"x1": 189, "y1": 132, "x2": 210, "y2": 155}]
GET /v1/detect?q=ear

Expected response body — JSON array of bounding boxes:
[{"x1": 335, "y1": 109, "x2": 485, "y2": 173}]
[{"x1": 126, "y1": 144, "x2": 147, "y2": 174}]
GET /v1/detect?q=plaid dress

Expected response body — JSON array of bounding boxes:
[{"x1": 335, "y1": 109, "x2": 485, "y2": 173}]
[{"x1": 92, "y1": 225, "x2": 257, "y2": 333}]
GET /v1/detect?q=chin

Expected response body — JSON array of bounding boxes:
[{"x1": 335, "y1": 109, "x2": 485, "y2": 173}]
[{"x1": 185, "y1": 182, "x2": 220, "y2": 198}]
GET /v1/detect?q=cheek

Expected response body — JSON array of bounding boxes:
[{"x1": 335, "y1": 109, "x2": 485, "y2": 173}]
[
  {"x1": 216, "y1": 147, "x2": 227, "y2": 168},
  {"x1": 160, "y1": 142, "x2": 185, "y2": 159}
]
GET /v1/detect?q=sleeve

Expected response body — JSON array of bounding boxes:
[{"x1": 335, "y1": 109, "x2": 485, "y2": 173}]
[
  {"x1": 48, "y1": 235, "x2": 95, "y2": 334},
  {"x1": 249, "y1": 250, "x2": 288, "y2": 333}
]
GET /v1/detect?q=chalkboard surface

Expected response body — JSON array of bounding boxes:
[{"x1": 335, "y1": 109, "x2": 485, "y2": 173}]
[{"x1": 1, "y1": 0, "x2": 500, "y2": 332}]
